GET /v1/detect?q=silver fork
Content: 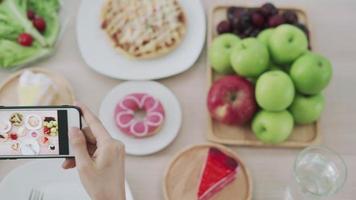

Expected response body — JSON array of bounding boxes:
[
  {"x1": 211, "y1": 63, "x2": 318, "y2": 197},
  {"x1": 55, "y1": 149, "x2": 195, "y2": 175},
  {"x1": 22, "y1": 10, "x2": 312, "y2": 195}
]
[{"x1": 28, "y1": 188, "x2": 44, "y2": 200}]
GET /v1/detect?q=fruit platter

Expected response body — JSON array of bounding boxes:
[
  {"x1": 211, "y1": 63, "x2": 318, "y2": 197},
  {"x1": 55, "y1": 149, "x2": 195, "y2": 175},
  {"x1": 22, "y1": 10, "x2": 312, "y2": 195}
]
[{"x1": 206, "y1": 3, "x2": 333, "y2": 148}]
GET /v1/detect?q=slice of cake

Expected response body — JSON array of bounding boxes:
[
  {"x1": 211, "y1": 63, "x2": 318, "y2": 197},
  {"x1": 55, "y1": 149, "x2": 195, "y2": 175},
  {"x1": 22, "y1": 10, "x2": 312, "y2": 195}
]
[
  {"x1": 197, "y1": 148, "x2": 239, "y2": 200},
  {"x1": 17, "y1": 70, "x2": 57, "y2": 106}
]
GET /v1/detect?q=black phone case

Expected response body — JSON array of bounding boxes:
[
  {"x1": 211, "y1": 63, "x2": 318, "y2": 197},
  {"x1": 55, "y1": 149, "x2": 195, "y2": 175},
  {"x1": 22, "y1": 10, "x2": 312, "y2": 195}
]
[{"x1": 0, "y1": 105, "x2": 82, "y2": 160}]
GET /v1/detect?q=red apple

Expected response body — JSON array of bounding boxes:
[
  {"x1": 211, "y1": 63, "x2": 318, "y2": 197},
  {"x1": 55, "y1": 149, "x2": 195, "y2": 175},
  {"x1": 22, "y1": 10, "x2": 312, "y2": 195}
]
[{"x1": 207, "y1": 75, "x2": 257, "y2": 125}]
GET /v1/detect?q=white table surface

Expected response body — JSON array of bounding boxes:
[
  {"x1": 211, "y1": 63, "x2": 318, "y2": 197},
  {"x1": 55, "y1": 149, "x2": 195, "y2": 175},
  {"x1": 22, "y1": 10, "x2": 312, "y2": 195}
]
[{"x1": 0, "y1": 0, "x2": 356, "y2": 199}]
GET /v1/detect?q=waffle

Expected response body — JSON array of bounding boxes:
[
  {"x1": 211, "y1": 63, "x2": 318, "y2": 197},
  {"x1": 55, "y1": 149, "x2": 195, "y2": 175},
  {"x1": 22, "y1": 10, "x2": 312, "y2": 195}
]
[{"x1": 101, "y1": 0, "x2": 187, "y2": 59}]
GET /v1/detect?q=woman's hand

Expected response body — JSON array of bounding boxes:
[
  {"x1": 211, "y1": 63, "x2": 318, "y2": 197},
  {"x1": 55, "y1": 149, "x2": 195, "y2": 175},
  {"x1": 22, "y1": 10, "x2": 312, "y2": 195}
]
[{"x1": 62, "y1": 103, "x2": 125, "y2": 200}]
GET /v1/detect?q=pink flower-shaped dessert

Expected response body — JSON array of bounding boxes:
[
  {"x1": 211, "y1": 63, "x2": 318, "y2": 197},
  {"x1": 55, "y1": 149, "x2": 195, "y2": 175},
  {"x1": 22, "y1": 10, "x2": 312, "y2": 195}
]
[{"x1": 115, "y1": 93, "x2": 165, "y2": 138}]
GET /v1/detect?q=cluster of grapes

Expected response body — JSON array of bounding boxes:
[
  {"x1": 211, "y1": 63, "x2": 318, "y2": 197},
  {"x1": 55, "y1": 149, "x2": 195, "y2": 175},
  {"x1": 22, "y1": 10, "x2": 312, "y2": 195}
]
[{"x1": 217, "y1": 3, "x2": 309, "y2": 39}]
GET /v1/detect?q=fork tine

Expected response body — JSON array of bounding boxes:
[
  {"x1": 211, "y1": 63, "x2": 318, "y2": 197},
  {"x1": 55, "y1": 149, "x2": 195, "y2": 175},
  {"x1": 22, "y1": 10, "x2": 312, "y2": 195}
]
[
  {"x1": 35, "y1": 189, "x2": 40, "y2": 200},
  {"x1": 35, "y1": 189, "x2": 41, "y2": 200},
  {"x1": 29, "y1": 188, "x2": 44, "y2": 200},
  {"x1": 33, "y1": 189, "x2": 37, "y2": 200},
  {"x1": 33, "y1": 189, "x2": 38, "y2": 200},
  {"x1": 39, "y1": 191, "x2": 44, "y2": 200},
  {"x1": 28, "y1": 189, "x2": 34, "y2": 200}
]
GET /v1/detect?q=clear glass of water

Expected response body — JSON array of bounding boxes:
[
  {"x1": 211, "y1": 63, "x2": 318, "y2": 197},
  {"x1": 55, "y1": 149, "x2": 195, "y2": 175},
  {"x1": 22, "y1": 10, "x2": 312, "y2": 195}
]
[{"x1": 286, "y1": 146, "x2": 347, "y2": 200}]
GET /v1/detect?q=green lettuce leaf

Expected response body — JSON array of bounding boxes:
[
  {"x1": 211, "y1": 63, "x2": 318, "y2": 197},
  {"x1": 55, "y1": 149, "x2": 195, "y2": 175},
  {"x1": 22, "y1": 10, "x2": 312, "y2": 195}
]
[
  {"x1": 28, "y1": 0, "x2": 60, "y2": 47},
  {"x1": 0, "y1": 6, "x2": 24, "y2": 40},
  {"x1": 0, "y1": 0, "x2": 47, "y2": 46},
  {"x1": 0, "y1": 39, "x2": 51, "y2": 68},
  {"x1": 28, "y1": 0, "x2": 60, "y2": 14}
]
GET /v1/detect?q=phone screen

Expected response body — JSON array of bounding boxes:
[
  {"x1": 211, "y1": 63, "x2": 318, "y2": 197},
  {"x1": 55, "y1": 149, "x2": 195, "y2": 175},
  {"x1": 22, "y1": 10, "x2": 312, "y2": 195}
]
[{"x1": 0, "y1": 109, "x2": 70, "y2": 157}]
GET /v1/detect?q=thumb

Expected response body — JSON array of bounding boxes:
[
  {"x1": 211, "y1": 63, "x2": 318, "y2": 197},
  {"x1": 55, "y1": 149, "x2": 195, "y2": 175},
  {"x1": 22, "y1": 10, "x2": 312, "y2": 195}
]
[{"x1": 69, "y1": 127, "x2": 92, "y2": 168}]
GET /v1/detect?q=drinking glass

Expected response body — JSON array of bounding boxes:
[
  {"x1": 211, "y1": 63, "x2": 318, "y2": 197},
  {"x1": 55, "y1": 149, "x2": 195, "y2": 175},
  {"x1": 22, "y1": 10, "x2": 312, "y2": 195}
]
[{"x1": 285, "y1": 146, "x2": 347, "y2": 200}]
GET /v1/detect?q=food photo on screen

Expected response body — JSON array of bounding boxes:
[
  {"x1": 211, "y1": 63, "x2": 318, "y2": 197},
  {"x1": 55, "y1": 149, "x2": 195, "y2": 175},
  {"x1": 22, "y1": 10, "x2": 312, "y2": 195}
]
[{"x1": 0, "y1": 110, "x2": 60, "y2": 156}]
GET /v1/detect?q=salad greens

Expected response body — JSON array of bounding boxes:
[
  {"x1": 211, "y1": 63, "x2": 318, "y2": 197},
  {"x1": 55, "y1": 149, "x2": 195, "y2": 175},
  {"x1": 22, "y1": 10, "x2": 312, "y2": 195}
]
[
  {"x1": 0, "y1": 0, "x2": 47, "y2": 46},
  {"x1": 0, "y1": 7, "x2": 24, "y2": 40},
  {"x1": 0, "y1": 40, "x2": 51, "y2": 68},
  {"x1": 28, "y1": 0, "x2": 61, "y2": 46},
  {"x1": 0, "y1": 0, "x2": 60, "y2": 69}
]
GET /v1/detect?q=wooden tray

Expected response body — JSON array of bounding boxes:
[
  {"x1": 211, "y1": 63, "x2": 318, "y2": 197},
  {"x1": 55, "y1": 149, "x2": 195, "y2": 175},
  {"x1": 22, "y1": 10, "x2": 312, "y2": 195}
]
[
  {"x1": 0, "y1": 68, "x2": 75, "y2": 106},
  {"x1": 164, "y1": 144, "x2": 252, "y2": 200},
  {"x1": 207, "y1": 4, "x2": 320, "y2": 148}
]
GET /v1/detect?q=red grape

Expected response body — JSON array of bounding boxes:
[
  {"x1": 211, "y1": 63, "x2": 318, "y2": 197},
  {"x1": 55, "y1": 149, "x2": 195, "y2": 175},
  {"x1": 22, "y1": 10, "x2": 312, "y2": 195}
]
[
  {"x1": 217, "y1": 20, "x2": 232, "y2": 34},
  {"x1": 236, "y1": 10, "x2": 252, "y2": 32},
  {"x1": 283, "y1": 11, "x2": 298, "y2": 24},
  {"x1": 227, "y1": 6, "x2": 244, "y2": 23},
  {"x1": 268, "y1": 14, "x2": 285, "y2": 27},
  {"x1": 251, "y1": 12, "x2": 265, "y2": 28},
  {"x1": 242, "y1": 26, "x2": 254, "y2": 37},
  {"x1": 259, "y1": 3, "x2": 278, "y2": 17}
]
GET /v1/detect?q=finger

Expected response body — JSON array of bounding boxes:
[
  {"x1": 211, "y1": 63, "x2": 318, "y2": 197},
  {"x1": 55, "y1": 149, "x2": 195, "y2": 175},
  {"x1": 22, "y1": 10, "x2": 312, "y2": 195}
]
[
  {"x1": 82, "y1": 127, "x2": 96, "y2": 144},
  {"x1": 69, "y1": 127, "x2": 92, "y2": 168},
  {"x1": 75, "y1": 102, "x2": 110, "y2": 141},
  {"x1": 97, "y1": 140, "x2": 125, "y2": 168},
  {"x1": 62, "y1": 158, "x2": 76, "y2": 169},
  {"x1": 87, "y1": 143, "x2": 97, "y2": 156},
  {"x1": 70, "y1": 127, "x2": 96, "y2": 156}
]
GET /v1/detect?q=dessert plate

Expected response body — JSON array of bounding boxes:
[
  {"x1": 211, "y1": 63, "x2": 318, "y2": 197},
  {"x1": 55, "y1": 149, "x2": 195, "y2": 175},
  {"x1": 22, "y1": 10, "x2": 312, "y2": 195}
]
[
  {"x1": 99, "y1": 81, "x2": 182, "y2": 155},
  {"x1": 164, "y1": 144, "x2": 252, "y2": 200},
  {"x1": 0, "y1": 159, "x2": 134, "y2": 200},
  {"x1": 0, "y1": 68, "x2": 75, "y2": 106},
  {"x1": 76, "y1": 0, "x2": 206, "y2": 80}
]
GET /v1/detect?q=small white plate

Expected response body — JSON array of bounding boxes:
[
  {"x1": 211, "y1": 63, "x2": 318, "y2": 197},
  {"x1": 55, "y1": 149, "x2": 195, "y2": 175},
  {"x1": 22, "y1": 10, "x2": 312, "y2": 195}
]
[
  {"x1": 24, "y1": 114, "x2": 42, "y2": 130},
  {"x1": 76, "y1": 0, "x2": 206, "y2": 80},
  {"x1": 99, "y1": 81, "x2": 182, "y2": 156},
  {"x1": 0, "y1": 121, "x2": 11, "y2": 133},
  {"x1": 20, "y1": 139, "x2": 40, "y2": 155},
  {"x1": 0, "y1": 160, "x2": 134, "y2": 200}
]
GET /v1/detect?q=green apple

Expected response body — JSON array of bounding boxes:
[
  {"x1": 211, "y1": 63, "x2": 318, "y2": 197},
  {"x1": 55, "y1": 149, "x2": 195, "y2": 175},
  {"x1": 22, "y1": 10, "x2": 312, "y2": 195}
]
[
  {"x1": 208, "y1": 34, "x2": 241, "y2": 74},
  {"x1": 257, "y1": 28, "x2": 274, "y2": 47},
  {"x1": 290, "y1": 52, "x2": 333, "y2": 95},
  {"x1": 252, "y1": 110, "x2": 294, "y2": 144},
  {"x1": 269, "y1": 24, "x2": 308, "y2": 64},
  {"x1": 289, "y1": 93, "x2": 325, "y2": 124},
  {"x1": 256, "y1": 71, "x2": 295, "y2": 111},
  {"x1": 230, "y1": 38, "x2": 269, "y2": 78}
]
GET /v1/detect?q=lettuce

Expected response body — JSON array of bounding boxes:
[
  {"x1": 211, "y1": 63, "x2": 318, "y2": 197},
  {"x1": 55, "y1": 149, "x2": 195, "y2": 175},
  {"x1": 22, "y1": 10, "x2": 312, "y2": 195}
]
[
  {"x1": 0, "y1": 0, "x2": 60, "y2": 47},
  {"x1": 0, "y1": 6, "x2": 24, "y2": 40},
  {"x1": 0, "y1": 39, "x2": 51, "y2": 68},
  {"x1": 0, "y1": 0, "x2": 47, "y2": 46},
  {"x1": 28, "y1": 0, "x2": 60, "y2": 46},
  {"x1": 0, "y1": 0, "x2": 60, "y2": 69},
  {"x1": 28, "y1": 0, "x2": 60, "y2": 14}
]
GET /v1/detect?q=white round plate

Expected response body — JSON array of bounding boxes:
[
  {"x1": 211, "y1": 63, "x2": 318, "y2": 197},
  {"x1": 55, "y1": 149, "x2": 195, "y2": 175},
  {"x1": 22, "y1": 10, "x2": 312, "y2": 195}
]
[
  {"x1": 0, "y1": 160, "x2": 134, "y2": 200},
  {"x1": 76, "y1": 0, "x2": 206, "y2": 80},
  {"x1": 99, "y1": 81, "x2": 182, "y2": 156},
  {"x1": 24, "y1": 114, "x2": 42, "y2": 130}
]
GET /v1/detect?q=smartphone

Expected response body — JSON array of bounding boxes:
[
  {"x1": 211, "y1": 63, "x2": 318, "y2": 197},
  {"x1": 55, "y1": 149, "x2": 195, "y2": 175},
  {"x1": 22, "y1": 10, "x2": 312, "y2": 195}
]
[{"x1": 0, "y1": 106, "x2": 81, "y2": 159}]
